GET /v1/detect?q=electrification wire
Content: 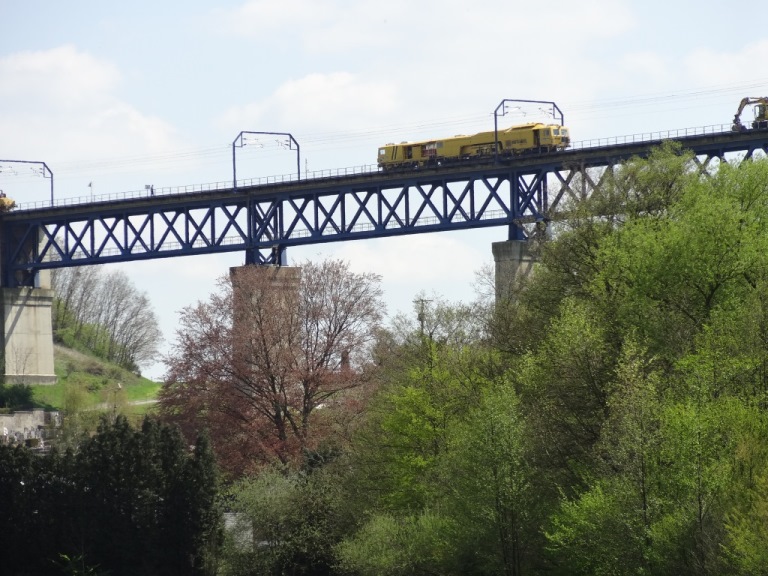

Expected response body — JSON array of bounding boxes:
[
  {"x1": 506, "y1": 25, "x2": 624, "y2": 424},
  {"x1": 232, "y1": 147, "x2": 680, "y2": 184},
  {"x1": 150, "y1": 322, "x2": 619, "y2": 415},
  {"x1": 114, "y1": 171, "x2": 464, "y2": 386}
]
[
  {"x1": 9, "y1": 78, "x2": 767, "y2": 185},
  {"x1": 565, "y1": 78, "x2": 768, "y2": 115}
]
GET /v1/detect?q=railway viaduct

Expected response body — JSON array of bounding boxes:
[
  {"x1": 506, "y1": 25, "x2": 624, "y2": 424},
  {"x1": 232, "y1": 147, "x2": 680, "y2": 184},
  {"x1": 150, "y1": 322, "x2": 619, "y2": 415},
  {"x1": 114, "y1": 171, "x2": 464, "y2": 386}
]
[{"x1": 3, "y1": 125, "x2": 768, "y2": 384}]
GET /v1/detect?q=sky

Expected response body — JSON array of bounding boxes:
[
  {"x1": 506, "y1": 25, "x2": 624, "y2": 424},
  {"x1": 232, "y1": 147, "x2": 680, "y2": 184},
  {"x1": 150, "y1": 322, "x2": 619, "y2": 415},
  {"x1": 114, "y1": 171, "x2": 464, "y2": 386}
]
[{"x1": 2, "y1": 0, "x2": 768, "y2": 380}]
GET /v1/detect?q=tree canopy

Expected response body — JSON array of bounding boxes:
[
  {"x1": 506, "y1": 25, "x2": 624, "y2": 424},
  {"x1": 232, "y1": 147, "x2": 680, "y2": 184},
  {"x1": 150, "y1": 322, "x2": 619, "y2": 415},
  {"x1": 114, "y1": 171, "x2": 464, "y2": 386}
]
[
  {"x1": 332, "y1": 150, "x2": 768, "y2": 575},
  {"x1": 0, "y1": 415, "x2": 220, "y2": 576},
  {"x1": 51, "y1": 266, "x2": 162, "y2": 373},
  {"x1": 139, "y1": 148, "x2": 768, "y2": 575},
  {"x1": 159, "y1": 259, "x2": 383, "y2": 475}
]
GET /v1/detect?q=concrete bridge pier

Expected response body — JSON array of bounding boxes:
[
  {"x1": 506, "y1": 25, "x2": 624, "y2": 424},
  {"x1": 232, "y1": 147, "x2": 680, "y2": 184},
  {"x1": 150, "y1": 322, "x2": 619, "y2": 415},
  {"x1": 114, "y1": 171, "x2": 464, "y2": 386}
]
[
  {"x1": 1, "y1": 270, "x2": 56, "y2": 385},
  {"x1": 492, "y1": 239, "x2": 537, "y2": 302}
]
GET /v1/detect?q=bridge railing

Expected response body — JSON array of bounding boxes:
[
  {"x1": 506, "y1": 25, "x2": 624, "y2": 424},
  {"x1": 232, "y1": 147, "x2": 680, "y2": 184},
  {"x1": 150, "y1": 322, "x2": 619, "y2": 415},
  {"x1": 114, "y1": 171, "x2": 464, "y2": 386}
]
[
  {"x1": 10, "y1": 124, "x2": 737, "y2": 212},
  {"x1": 15, "y1": 180, "x2": 235, "y2": 211},
  {"x1": 14, "y1": 164, "x2": 380, "y2": 212},
  {"x1": 569, "y1": 123, "x2": 732, "y2": 150}
]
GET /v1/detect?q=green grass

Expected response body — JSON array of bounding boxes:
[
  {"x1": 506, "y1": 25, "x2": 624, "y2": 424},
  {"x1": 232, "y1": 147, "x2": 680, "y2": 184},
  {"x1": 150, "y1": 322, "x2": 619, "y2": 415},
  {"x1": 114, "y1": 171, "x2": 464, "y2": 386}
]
[
  {"x1": 31, "y1": 345, "x2": 162, "y2": 420},
  {"x1": 124, "y1": 379, "x2": 162, "y2": 402},
  {"x1": 30, "y1": 384, "x2": 65, "y2": 410}
]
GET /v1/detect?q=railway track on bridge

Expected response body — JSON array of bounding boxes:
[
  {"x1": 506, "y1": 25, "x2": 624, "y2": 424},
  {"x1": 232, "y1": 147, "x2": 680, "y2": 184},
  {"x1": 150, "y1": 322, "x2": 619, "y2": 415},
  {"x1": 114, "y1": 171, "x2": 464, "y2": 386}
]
[{"x1": 2, "y1": 125, "x2": 768, "y2": 287}]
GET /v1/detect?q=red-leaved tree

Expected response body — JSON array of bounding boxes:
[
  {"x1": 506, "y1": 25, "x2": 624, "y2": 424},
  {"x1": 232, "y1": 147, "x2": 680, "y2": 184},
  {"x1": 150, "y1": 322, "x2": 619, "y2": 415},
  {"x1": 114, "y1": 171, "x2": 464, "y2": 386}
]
[{"x1": 158, "y1": 259, "x2": 383, "y2": 475}]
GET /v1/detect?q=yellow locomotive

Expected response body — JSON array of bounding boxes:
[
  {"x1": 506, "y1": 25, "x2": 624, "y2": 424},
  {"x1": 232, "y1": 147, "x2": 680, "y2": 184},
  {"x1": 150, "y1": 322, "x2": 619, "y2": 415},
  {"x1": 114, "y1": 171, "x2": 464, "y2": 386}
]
[{"x1": 377, "y1": 122, "x2": 570, "y2": 170}]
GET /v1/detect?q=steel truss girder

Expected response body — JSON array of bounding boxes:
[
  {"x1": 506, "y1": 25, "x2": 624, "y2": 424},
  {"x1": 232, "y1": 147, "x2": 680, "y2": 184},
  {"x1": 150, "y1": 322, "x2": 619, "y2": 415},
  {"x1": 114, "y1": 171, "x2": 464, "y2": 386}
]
[
  {"x1": 543, "y1": 141, "x2": 765, "y2": 216},
  {"x1": 2, "y1": 167, "x2": 550, "y2": 286},
  {"x1": 4, "y1": 128, "x2": 768, "y2": 286}
]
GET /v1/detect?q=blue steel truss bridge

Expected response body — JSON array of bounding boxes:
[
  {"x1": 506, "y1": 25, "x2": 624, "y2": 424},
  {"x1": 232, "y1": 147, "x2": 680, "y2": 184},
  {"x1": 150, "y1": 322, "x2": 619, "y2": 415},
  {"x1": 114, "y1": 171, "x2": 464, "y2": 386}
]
[{"x1": 3, "y1": 124, "x2": 768, "y2": 288}]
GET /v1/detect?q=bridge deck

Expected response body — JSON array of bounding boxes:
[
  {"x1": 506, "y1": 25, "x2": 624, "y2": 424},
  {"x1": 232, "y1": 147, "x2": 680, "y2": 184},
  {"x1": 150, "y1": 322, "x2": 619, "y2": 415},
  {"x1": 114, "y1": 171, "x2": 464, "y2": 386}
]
[{"x1": 2, "y1": 127, "x2": 767, "y2": 287}]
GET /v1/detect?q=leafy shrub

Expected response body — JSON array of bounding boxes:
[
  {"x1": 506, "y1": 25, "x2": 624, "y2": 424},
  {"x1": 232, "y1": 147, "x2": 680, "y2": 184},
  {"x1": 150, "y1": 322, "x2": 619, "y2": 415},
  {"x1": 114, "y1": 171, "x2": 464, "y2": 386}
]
[{"x1": 0, "y1": 383, "x2": 34, "y2": 410}]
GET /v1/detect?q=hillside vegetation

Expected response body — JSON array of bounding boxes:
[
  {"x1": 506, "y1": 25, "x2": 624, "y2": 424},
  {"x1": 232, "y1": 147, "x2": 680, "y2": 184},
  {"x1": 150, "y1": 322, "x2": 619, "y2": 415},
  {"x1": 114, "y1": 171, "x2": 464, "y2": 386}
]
[
  {"x1": 31, "y1": 344, "x2": 161, "y2": 419},
  {"x1": 14, "y1": 263, "x2": 168, "y2": 421},
  {"x1": 51, "y1": 266, "x2": 162, "y2": 374}
]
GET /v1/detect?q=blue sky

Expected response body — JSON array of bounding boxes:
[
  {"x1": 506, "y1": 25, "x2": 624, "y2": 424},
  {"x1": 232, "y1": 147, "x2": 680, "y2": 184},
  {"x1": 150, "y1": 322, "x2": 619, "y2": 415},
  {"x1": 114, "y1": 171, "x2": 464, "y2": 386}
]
[{"x1": 2, "y1": 0, "x2": 768, "y2": 379}]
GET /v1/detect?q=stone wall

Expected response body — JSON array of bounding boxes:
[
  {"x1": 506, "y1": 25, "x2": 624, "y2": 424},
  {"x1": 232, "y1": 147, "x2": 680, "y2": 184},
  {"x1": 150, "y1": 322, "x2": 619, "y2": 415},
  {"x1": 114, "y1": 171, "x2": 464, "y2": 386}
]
[{"x1": 0, "y1": 409, "x2": 60, "y2": 446}]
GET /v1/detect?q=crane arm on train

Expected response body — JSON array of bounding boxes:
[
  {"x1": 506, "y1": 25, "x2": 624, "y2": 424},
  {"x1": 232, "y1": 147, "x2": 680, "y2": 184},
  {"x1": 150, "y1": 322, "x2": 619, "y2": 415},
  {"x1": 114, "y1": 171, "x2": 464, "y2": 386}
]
[{"x1": 732, "y1": 96, "x2": 768, "y2": 131}]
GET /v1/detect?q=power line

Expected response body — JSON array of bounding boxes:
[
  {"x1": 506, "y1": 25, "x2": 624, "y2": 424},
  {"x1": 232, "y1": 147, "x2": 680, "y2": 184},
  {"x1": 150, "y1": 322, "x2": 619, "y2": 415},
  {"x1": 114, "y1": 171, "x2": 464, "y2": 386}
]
[{"x1": 22, "y1": 79, "x2": 768, "y2": 180}]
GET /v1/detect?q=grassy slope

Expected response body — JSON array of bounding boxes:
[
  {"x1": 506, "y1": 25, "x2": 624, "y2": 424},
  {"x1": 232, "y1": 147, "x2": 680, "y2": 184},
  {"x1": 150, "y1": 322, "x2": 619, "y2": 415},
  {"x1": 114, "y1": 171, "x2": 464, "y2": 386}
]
[{"x1": 31, "y1": 344, "x2": 162, "y2": 419}]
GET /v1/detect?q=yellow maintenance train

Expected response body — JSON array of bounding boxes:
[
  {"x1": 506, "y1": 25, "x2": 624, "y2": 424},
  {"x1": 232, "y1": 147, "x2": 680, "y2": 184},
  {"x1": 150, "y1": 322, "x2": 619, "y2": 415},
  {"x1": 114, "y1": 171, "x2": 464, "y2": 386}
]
[{"x1": 377, "y1": 121, "x2": 571, "y2": 170}]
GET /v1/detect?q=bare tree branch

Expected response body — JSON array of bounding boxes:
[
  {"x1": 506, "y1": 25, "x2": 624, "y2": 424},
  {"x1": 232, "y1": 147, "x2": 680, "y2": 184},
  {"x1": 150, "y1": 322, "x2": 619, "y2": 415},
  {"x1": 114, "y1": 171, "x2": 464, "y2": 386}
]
[{"x1": 159, "y1": 259, "x2": 383, "y2": 473}]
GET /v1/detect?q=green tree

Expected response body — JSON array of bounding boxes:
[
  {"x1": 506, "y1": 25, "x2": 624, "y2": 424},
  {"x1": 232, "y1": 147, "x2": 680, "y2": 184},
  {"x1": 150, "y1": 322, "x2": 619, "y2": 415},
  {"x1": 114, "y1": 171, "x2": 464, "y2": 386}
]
[
  {"x1": 0, "y1": 443, "x2": 38, "y2": 574},
  {"x1": 590, "y1": 156, "x2": 768, "y2": 366},
  {"x1": 335, "y1": 509, "x2": 455, "y2": 576},
  {"x1": 0, "y1": 415, "x2": 221, "y2": 575},
  {"x1": 723, "y1": 468, "x2": 768, "y2": 574},
  {"x1": 441, "y1": 379, "x2": 536, "y2": 576},
  {"x1": 517, "y1": 297, "x2": 614, "y2": 493},
  {"x1": 493, "y1": 142, "x2": 697, "y2": 358},
  {"x1": 221, "y1": 461, "x2": 351, "y2": 576},
  {"x1": 543, "y1": 339, "x2": 661, "y2": 575},
  {"x1": 0, "y1": 382, "x2": 33, "y2": 410},
  {"x1": 73, "y1": 416, "x2": 221, "y2": 575},
  {"x1": 337, "y1": 298, "x2": 525, "y2": 575},
  {"x1": 540, "y1": 155, "x2": 768, "y2": 574},
  {"x1": 353, "y1": 335, "x2": 499, "y2": 512},
  {"x1": 542, "y1": 346, "x2": 760, "y2": 575}
]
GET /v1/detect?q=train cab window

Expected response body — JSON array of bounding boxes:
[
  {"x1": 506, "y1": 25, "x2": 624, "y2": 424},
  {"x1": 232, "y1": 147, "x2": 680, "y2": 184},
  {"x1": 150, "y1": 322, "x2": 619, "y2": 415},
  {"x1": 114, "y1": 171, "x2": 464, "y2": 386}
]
[{"x1": 553, "y1": 128, "x2": 560, "y2": 136}]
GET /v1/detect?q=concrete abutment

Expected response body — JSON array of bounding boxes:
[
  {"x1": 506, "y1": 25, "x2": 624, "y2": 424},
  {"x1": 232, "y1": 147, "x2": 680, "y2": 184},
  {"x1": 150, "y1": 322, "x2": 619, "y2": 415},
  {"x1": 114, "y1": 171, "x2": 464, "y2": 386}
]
[
  {"x1": 1, "y1": 287, "x2": 56, "y2": 385},
  {"x1": 492, "y1": 239, "x2": 537, "y2": 302}
]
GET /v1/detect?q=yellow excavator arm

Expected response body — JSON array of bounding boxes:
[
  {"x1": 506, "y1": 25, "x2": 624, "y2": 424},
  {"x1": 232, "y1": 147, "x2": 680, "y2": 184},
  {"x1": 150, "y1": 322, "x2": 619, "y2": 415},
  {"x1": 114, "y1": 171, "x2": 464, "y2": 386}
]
[
  {"x1": 0, "y1": 191, "x2": 15, "y2": 212},
  {"x1": 732, "y1": 97, "x2": 768, "y2": 131}
]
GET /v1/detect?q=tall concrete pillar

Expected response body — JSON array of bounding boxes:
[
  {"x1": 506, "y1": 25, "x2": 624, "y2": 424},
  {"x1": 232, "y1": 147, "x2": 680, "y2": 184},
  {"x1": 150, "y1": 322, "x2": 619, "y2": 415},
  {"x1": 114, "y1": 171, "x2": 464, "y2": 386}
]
[
  {"x1": 229, "y1": 264, "x2": 301, "y2": 373},
  {"x1": 230, "y1": 264, "x2": 301, "y2": 293},
  {"x1": 492, "y1": 240, "x2": 537, "y2": 302},
  {"x1": 1, "y1": 286, "x2": 56, "y2": 385},
  {"x1": 0, "y1": 221, "x2": 56, "y2": 385}
]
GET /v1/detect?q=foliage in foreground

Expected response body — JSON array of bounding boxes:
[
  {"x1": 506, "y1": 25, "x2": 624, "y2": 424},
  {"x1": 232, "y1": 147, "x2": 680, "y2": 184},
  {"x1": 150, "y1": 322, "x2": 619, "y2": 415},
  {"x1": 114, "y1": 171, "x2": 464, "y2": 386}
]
[
  {"x1": 162, "y1": 149, "x2": 768, "y2": 575},
  {"x1": 0, "y1": 415, "x2": 221, "y2": 576},
  {"x1": 332, "y1": 150, "x2": 768, "y2": 575},
  {"x1": 0, "y1": 382, "x2": 33, "y2": 411}
]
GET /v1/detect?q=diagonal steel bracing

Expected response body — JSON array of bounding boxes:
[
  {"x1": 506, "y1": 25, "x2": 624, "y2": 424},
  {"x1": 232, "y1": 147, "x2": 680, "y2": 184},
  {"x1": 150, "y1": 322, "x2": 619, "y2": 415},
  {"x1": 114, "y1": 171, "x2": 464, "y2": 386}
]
[{"x1": 4, "y1": 127, "x2": 768, "y2": 286}]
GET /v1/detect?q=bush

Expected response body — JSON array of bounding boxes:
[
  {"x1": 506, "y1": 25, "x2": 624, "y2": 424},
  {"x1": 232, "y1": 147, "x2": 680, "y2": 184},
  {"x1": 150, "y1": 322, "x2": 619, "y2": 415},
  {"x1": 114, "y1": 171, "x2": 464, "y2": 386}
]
[
  {"x1": 0, "y1": 383, "x2": 34, "y2": 410},
  {"x1": 85, "y1": 363, "x2": 104, "y2": 376}
]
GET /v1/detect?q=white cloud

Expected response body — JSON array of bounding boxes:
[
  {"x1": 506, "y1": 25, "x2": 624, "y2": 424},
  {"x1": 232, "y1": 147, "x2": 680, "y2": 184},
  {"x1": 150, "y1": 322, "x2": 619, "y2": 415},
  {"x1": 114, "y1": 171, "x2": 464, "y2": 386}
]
[
  {"x1": 684, "y1": 40, "x2": 768, "y2": 86},
  {"x1": 0, "y1": 45, "x2": 179, "y2": 165},
  {"x1": 619, "y1": 52, "x2": 671, "y2": 86},
  {"x1": 216, "y1": 0, "x2": 634, "y2": 52},
  {"x1": 0, "y1": 45, "x2": 120, "y2": 110},
  {"x1": 215, "y1": 0, "x2": 330, "y2": 35},
  {"x1": 211, "y1": 0, "x2": 641, "y2": 154},
  {"x1": 218, "y1": 71, "x2": 399, "y2": 133}
]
